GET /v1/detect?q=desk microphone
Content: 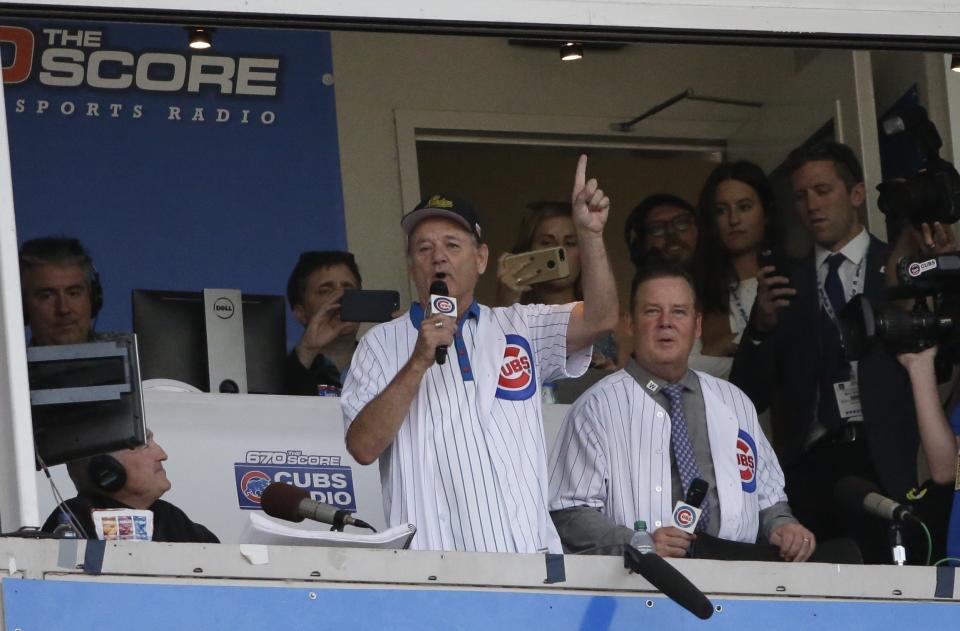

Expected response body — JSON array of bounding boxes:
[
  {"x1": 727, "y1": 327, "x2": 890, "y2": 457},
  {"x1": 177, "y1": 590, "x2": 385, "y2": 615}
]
[
  {"x1": 834, "y1": 476, "x2": 920, "y2": 524},
  {"x1": 260, "y1": 482, "x2": 372, "y2": 531}
]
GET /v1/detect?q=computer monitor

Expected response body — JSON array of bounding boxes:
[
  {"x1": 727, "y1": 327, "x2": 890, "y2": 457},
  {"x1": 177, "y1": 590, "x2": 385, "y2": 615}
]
[
  {"x1": 133, "y1": 289, "x2": 286, "y2": 394},
  {"x1": 29, "y1": 336, "x2": 147, "y2": 467}
]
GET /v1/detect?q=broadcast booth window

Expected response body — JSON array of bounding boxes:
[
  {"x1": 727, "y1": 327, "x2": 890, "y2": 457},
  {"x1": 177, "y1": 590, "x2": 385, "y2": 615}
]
[{"x1": 2, "y1": 2, "x2": 960, "y2": 564}]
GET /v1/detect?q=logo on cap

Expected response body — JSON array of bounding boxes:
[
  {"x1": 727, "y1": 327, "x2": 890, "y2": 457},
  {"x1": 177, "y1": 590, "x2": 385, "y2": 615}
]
[
  {"x1": 496, "y1": 334, "x2": 536, "y2": 401},
  {"x1": 737, "y1": 429, "x2": 758, "y2": 493},
  {"x1": 426, "y1": 195, "x2": 454, "y2": 209}
]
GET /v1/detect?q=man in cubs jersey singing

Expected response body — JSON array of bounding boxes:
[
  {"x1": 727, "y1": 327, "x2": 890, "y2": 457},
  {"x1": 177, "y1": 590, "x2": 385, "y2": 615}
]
[
  {"x1": 549, "y1": 262, "x2": 816, "y2": 561},
  {"x1": 341, "y1": 156, "x2": 618, "y2": 552}
]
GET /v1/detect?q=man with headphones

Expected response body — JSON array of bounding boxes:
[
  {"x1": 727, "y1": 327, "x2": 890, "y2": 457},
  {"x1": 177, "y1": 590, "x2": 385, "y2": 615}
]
[
  {"x1": 41, "y1": 430, "x2": 219, "y2": 542},
  {"x1": 19, "y1": 236, "x2": 107, "y2": 346}
]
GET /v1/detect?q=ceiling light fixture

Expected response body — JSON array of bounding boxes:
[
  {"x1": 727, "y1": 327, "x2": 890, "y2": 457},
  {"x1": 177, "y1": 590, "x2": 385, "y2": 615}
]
[
  {"x1": 187, "y1": 27, "x2": 214, "y2": 50},
  {"x1": 560, "y1": 42, "x2": 584, "y2": 62}
]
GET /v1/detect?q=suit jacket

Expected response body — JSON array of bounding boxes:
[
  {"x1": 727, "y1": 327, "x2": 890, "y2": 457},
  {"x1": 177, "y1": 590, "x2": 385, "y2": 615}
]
[{"x1": 730, "y1": 235, "x2": 918, "y2": 499}]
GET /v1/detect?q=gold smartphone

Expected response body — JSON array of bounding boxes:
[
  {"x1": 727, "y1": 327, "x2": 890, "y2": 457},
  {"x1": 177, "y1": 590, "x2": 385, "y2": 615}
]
[{"x1": 502, "y1": 246, "x2": 570, "y2": 285}]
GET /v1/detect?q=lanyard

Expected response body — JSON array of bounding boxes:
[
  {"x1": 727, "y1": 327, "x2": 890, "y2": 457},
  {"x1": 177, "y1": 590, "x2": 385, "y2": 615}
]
[{"x1": 729, "y1": 283, "x2": 752, "y2": 327}]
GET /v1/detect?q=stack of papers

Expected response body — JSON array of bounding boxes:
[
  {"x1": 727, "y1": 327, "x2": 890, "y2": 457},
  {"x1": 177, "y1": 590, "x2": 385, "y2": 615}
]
[{"x1": 241, "y1": 512, "x2": 416, "y2": 549}]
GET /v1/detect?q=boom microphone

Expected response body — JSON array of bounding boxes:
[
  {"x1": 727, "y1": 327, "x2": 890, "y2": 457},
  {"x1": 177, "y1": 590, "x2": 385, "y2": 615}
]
[
  {"x1": 834, "y1": 476, "x2": 921, "y2": 524},
  {"x1": 429, "y1": 280, "x2": 451, "y2": 365},
  {"x1": 260, "y1": 482, "x2": 372, "y2": 531},
  {"x1": 624, "y1": 531, "x2": 714, "y2": 619}
]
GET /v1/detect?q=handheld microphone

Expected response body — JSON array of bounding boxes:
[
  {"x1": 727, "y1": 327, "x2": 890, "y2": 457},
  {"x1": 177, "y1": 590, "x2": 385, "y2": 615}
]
[
  {"x1": 260, "y1": 482, "x2": 372, "y2": 531},
  {"x1": 429, "y1": 280, "x2": 456, "y2": 366},
  {"x1": 834, "y1": 476, "x2": 921, "y2": 525},
  {"x1": 624, "y1": 531, "x2": 714, "y2": 619},
  {"x1": 671, "y1": 478, "x2": 708, "y2": 533}
]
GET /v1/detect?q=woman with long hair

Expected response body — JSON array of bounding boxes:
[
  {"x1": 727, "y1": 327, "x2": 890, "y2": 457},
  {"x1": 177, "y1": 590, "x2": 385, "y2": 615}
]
[{"x1": 689, "y1": 160, "x2": 779, "y2": 379}]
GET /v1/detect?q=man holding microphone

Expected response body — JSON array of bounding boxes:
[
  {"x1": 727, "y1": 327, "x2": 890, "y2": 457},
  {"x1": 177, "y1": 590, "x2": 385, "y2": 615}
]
[{"x1": 341, "y1": 155, "x2": 618, "y2": 552}]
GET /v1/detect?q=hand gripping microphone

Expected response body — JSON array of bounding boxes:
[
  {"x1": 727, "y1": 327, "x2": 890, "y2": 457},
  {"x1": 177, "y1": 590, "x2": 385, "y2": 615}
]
[
  {"x1": 260, "y1": 482, "x2": 373, "y2": 531},
  {"x1": 671, "y1": 478, "x2": 708, "y2": 534},
  {"x1": 623, "y1": 531, "x2": 714, "y2": 620},
  {"x1": 834, "y1": 476, "x2": 921, "y2": 524},
  {"x1": 429, "y1": 280, "x2": 456, "y2": 365}
]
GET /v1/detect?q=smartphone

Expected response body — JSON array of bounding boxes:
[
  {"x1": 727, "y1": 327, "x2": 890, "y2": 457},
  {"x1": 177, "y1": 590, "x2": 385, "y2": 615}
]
[
  {"x1": 758, "y1": 248, "x2": 776, "y2": 270},
  {"x1": 339, "y1": 289, "x2": 400, "y2": 322},
  {"x1": 502, "y1": 246, "x2": 570, "y2": 285}
]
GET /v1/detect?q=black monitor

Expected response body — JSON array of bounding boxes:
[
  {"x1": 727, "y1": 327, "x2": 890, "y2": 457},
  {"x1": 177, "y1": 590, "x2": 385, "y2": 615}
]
[
  {"x1": 133, "y1": 289, "x2": 286, "y2": 394},
  {"x1": 29, "y1": 336, "x2": 147, "y2": 467}
]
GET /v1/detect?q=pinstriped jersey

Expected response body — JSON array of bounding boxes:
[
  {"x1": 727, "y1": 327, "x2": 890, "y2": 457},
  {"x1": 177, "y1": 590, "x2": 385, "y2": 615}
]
[
  {"x1": 548, "y1": 369, "x2": 787, "y2": 543},
  {"x1": 342, "y1": 302, "x2": 592, "y2": 552}
]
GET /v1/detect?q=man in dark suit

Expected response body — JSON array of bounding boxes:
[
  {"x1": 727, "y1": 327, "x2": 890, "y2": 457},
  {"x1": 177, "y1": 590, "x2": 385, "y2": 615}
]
[{"x1": 731, "y1": 141, "x2": 918, "y2": 563}]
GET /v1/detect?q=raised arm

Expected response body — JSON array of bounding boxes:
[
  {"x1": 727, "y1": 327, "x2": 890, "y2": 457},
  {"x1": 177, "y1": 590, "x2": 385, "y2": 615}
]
[
  {"x1": 566, "y1": 154, "x2": 618, "y2": 354},
  {"x1": 898, "y1": 346, "x2": 960, "y2": 484}
]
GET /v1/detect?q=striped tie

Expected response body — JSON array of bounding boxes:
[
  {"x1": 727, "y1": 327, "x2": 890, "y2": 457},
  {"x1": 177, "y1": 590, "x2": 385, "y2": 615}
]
[{"x1": 662, "y1": 383, "x2": 710, "y2": 531}]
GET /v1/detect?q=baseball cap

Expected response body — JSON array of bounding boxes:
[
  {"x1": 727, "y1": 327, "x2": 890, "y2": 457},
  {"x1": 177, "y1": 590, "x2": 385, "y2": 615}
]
[{"x1": 401, "y1": 194, "x2": 484, "y2": 241}]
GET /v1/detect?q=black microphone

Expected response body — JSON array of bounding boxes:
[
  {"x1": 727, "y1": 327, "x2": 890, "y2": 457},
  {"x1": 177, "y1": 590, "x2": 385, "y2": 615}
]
[
  {"x1": 260, "y1": 482, "x2": 372, "y2": 531},
  {"x1": 623, "y1": 535, "x2": 714, "y2": 619},
  {"x1": 685, "y1": 478, "x2": 708, "y2": 508},
  {"x1": 834, "y1": 476, "x2": 921, "y2": 524},
  {"x1": 429, "y1": 280, "x2": 449, "y2": 366}
]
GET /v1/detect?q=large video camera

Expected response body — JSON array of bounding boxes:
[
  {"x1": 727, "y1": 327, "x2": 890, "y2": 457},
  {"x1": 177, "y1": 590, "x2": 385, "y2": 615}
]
[
  {"x1": 876, "y1": 105, "x2": 960, "y2": 227},
  {"x1": 839, "y1": 105, "x2": 960, "y2": 364},
  {"x1": 840, "y1": 253, "x2": 960, "y2": 361}
]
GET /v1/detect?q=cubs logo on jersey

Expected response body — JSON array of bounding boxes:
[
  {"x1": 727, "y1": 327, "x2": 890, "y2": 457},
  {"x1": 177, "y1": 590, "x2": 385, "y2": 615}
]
[
  {"x1": 736, "y1": 429, "x2": 758, "y2": 493},
  {"x1": 496, "y1": 334, "x2": 537, "y2": 401}
]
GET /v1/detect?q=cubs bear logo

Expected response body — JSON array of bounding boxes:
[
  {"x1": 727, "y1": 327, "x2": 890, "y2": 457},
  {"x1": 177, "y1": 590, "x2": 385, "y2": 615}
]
[
  {"x1": 736, "y1": 429, "x2": 758, "y2": 493},
  {"x1": 240, "y1": 470, "x2": 271, "y2": 504},
  {"x1": 496, "y1": 334, "x2": 537, "y2": 401}
]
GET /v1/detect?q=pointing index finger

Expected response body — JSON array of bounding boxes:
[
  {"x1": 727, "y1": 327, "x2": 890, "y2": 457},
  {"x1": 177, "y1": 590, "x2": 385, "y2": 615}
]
[{"x1": 574, "y1": 154, "x2": 587, "y2": 191}]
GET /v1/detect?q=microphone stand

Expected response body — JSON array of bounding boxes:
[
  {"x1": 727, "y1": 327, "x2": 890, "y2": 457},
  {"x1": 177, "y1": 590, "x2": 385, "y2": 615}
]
[{"x1": 890, "y1": 524, "x2": 907, "y2": 566}]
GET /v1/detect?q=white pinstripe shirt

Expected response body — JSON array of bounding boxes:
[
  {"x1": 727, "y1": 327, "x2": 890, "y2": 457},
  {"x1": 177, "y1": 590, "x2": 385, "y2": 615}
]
[
  {"x1": 548, "y1": 369, "x2": 787, "y2": 543},
  {"x1": 342, "y1": 302, "x2": 591, "y2": 552}
]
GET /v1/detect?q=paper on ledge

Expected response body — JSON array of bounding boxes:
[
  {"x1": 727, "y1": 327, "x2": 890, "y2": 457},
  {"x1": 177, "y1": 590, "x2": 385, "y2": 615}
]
[{"x1": 241, "y1": 512, "x2": 416, "y2": 549}]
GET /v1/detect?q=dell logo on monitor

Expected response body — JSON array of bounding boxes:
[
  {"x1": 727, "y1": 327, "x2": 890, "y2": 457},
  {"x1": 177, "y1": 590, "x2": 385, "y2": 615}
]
[{"x1": 213, "y1": 297, "x2": 236, "y2": 319}]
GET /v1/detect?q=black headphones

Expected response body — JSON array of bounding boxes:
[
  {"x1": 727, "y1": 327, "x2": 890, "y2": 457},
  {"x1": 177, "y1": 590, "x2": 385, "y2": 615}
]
[
  {"x1": 20, "y1": 237, "x2": 104, "y2": 325},
  {"x1": 88, "y1": 454, "x2": 127, "y2": 493}
]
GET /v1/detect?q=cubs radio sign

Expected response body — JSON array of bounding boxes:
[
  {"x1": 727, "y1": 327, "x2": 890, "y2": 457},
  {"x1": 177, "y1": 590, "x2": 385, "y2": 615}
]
[
  {"x1": 495, "y1": 334, "x2": 537, "y2": 401},
  {"x1": 234, "y1": 450, "x2": 357, "y2": 511}
]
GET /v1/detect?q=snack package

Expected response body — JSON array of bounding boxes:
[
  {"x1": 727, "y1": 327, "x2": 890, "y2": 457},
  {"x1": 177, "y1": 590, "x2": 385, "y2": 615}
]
[{"x1": 92, "y1": 509, "x2": 154, "y2": 541}]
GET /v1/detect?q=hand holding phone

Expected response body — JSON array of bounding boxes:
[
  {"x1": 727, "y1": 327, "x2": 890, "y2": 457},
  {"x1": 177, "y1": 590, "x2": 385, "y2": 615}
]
[
  {"x1": 501, "y1": 246, "x2": 570, "y2": 287},
  {"x1": 340, "y1": 289, "x2": 401, "y2": 322},
  {"x1": 754, "y1": 249, "x2": 795, "y2": 333}
]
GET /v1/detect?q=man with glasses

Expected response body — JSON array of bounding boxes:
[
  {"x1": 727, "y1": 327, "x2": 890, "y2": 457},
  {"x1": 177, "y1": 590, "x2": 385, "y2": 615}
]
[{"x1": 624, "y1": 194, "x2": 700, "y2": 269}]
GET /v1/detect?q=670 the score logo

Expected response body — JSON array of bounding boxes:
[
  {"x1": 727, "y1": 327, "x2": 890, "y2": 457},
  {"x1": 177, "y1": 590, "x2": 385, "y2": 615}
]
[{"x1": 244, "y1": 450, "x2": 341, "y2": 466}]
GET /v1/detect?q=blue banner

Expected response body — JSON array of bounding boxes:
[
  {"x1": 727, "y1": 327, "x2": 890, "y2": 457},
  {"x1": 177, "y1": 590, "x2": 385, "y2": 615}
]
[
  {"x1": 234, "y1": 449, "x2": 356, "y2": 511},
  {"x1": 1, "y1": 20, "x2": 346, "y2": 346}
]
